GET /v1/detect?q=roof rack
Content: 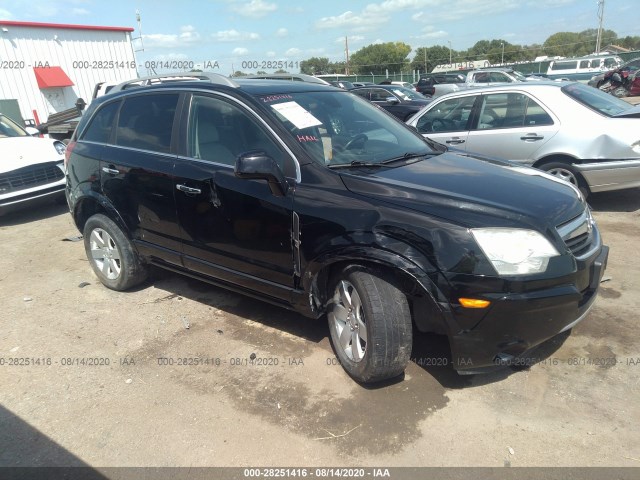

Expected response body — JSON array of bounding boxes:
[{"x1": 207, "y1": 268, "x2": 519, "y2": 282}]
[
  {"x1": 240, "y1": 73, "x2": 331, "y2": 85},
  {"x1": 109, "y1": 72, "x2": 239, "y2": 93}
]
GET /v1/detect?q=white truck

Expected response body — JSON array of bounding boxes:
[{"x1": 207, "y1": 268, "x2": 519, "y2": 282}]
[{"x1": 420, "y1": 68, "x2": 530, "y2": 98}]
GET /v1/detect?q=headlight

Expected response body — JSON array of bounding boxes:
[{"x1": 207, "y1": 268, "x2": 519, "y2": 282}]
[
  {"x1": 53, "y1": 141, "x2": 66, "y2": 155},
  {"x1": 471, "y1": 228, "x2": 560, "y2": 275}
]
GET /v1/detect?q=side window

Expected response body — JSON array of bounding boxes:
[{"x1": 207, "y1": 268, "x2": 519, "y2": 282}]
[
  {"x1": 188, "y1": 94, "x2": 284, "y2": 168},
  {"x1": 476, "y1": 93, "x2": 553, "y2": 129},
  {"x1": 489, "y1": 72, "x2": 508, "y2": 82},
  {"x1": 352, "y1": 89, "x2": 371, "y2": 100},
  {"x1": 370, "y1": 89, "x2": 390, "y2": 102},
  {"x1": 416, "y1": 96, "x2": 477, "y2": 133},
  {"x1": 115, "y1": 94, "x2": 179, "y2": 153},
  {"x1": 579, "y1": 60, "x2": 591, "y2": 69},
  {"x1": 476, "y1": 93, "x2": 506, "y2": 129},
  {"x1": 82, "y1": 101, "x2": 120, "y2": 143}
]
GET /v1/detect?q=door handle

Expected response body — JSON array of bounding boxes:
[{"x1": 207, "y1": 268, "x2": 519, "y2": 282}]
[
  {"x1": 102, "y1": 167, "x2": 120, "y2": 175},
  {"x1": 176, "y1": 184, "x2": 202, "y2": 195},
  {"x1": 445, "y1": 138, "x2": 465, "y2": 145},
  {"x1": 520, "y1": 134, "x2": 544, "y2": 141}
]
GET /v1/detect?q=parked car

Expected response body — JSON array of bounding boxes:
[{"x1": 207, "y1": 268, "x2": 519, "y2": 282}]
[
  {"x1": 350, "y1": 85, "x2": 431, "y2": 121},
  {"x1": 66, "y1": 74, "x2": 607, "y2": 384},
  {"x1": 0, "y1": 114, "x2": 67, "y2": 216},
  {"x1": 588, "y1": 57, "x2": 640, "y2": 98},
  {"x1": 329, "y1": 80, "x2": 355, "y2": 90},
  {"x1": 416, "y1": 73, "x2": 467, "y2": 97},
  {"x1": 406, "y1": 81, "x2": 640, "y2": 195},
  {"x1": 379, "y1": 80, "x2": 416, "y2": 91}
]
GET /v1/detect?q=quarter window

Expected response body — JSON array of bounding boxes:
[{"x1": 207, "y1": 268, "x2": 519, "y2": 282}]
[
  {"x1": 81, "y1": 101, "x2": 120, "y2": 143},
  {"x1": 115, "y1": 94, "x2": 179, "y2": 153}
]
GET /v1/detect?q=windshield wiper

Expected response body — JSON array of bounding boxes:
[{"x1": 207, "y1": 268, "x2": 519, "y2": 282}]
[
  {"x1": 328, "y1": 160, "x2": 391, "y2": 169},
  {"x1": 381, "y1": 152, "x2": 435, "y2": 165}
]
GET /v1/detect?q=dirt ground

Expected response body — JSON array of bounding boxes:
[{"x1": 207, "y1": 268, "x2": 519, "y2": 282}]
[{"x1": 0, "y1": 185, "x2": 639, "y2": 472}]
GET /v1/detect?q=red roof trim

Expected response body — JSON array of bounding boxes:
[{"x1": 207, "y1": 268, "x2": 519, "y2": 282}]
[
  {"x1": 33, "y1": 66, "x2": 74, "y2": 88},
  {"x1": 0, "y1": 20, "x2": 134, "y2": 32}
]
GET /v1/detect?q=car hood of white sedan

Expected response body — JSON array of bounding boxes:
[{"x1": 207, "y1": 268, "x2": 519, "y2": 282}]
[{"x1": 1, "y1": 137, "x2": 64, "y2": 174}]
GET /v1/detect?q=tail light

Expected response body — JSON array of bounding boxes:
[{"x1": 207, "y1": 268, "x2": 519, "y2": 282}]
[{"x1": 64, "y1": 140, "x2": 76, "y2": 169}]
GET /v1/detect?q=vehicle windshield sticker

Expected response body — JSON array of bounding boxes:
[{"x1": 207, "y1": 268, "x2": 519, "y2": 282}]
[
  {"x1": 270, "y1": 101, "x2": 322, "y2": 130},
  {"x1": 261, "y1": 94, "x2": 293, "y2": 103}
]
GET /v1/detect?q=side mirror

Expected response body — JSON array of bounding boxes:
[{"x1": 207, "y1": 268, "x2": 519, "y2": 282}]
[
  {"x1": 386, "y1": 96, "x2": 400, "y2": 104},
  {"x1": 235, "y1": 151, "x2": 288, "y2": 197},
  {"x1": 611, "y1": 72, "x2": 622, "y2": 83}
]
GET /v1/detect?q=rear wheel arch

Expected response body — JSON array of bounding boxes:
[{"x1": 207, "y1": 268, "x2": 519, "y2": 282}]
[{"x1": 73, "y1": 196, "x2": 130, "y2": 238}]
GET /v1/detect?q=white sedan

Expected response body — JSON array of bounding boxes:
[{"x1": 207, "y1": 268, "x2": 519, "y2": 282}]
[
  {"x1": 406, "y1": 82, "x2": 640, "y2": 195},
  {"x1": 0, "y1": 114, "x2": 67, "y2": 216}
]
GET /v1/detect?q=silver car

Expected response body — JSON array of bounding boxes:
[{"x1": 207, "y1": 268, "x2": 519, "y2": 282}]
[{"x1": 406, "y1": 82, "x2": 640, "y2": 194}]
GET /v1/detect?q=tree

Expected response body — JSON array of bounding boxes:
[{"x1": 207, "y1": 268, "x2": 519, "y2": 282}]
[
  {"x1": 300, "y1": 57, "x2": 331, "y2": 75},
  {"x1": 350, "y1": 42, "x2": 412, "y2": 75},
  {"x1": 543, "y1": 29, "x2": 618, "y2": 57},
  {"x1": 410, "y1": 45, "x2": 452, "y2": 73}
]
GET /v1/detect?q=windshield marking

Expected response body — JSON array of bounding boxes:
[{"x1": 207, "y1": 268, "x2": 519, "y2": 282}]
[{"x1": 270, "y1": 101, "x2": 323, "y2": 129}]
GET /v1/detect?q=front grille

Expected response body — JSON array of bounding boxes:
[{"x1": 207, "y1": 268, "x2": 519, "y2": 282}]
[
  {"x1": 0, "y1": 162, "x2": 64, "y2": 195},
  {"x1": 557, "y1": 210, "x2": 596, "y2": 258}
]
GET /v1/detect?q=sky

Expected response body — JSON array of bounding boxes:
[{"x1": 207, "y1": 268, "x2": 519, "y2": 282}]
[{"x1": 0, "y1": 0, "x2": 637, "y2": 75}]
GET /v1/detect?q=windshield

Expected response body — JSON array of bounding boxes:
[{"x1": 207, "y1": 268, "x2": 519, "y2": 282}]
[
  {"x1": 562, "y1": 82, "x2": 632, "y2": 117},
  {"x1": 386, "y1": 87, "x2": 423, "y2": 100},
  {"x1": 259, "y1": 90, "x2": 435, "y2": 167},
  {"x1": 0, "y1": 114, "x2": 28, "y2": 138}
]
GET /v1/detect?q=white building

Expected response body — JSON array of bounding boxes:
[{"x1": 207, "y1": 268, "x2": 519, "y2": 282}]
[{"x1": 0, "y1": 20, "x2": 137, "y2": 125}]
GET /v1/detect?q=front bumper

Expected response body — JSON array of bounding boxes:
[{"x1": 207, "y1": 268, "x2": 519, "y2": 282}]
[
  {"x1": 0, "y1": 183, "x2": 66, "y2": 216},
  {"x1": 447, "y1": 244, "x2": 609, "y2": 374}
]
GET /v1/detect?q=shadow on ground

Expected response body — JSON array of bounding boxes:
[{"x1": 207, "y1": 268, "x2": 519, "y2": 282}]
[{"x1": 589, "y1": 187, "x2": 640, "y2": 213}]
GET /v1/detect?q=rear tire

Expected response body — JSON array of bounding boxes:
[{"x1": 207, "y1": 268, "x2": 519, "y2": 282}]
[
  {"x1": 612, "y1": 86, "x2": 629, "y2": 98},
  {"x1": 83, "y1": 214, "x2": 148, "y2": 291},
  {"x1": 327, "y1": 266, "x2": 412, "y2": 383}
]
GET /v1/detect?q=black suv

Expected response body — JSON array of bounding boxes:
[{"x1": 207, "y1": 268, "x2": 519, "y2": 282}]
[
  {"x1": 65, "y1": 73, "x2": 608, "y2": 384},
  {"x1": 416, "y1": 73, "x2": 466, "y2": 96}
]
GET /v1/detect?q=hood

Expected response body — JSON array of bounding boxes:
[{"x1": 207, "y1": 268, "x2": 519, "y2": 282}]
[
  {"x1": 0, "y1": 137, "x2": 64, "y2": 174},
  {"x1": 339, "y1": 151, "x2": 585, "y2": 229}
]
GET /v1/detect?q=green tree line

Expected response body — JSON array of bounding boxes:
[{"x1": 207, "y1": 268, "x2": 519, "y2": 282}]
[{"x1": 300, "y1": 29, "x2": 640, "y2": 75}]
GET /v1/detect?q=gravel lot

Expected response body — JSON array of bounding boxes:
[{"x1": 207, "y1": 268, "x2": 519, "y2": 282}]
[{"x1": 1, "y1": 185, "x2": 639, "y2": 472}]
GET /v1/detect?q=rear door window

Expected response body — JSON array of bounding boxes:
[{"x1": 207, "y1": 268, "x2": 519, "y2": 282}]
[
  {"x1": 475, "y1": 93, "x2": 553, "y2": 129},
  {"x1": 115, "y1": 94, "x2": 179, "y2": 153}
]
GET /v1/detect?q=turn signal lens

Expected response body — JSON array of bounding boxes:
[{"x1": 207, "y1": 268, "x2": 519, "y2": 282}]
[{"x1": 459, "y1": 298, "x2": 491, "y2": 309}]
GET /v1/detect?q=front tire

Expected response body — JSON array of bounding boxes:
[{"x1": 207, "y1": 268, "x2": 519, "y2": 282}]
[
  {"x1": 83, "y1": 214, "x2": 148, "y2": 291},
  {"x1": 539, "y1": 161, "x2": 589, "y2": 198},
  {"x1": 327, "y1": 266, "x2": 412, "y2": 383}
]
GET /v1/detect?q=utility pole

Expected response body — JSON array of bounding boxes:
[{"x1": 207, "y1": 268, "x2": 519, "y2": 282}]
[
  {"x1": 345, "y1": 36, "x2": 350, "y2": 75},
  {"x1": 501, "y1": 42, "x2": 504, "y2": 64},
  {"x1": 448, "y1": 41, "x2": 452, "y2": 64},
  {"x1": 424, "y1": 47, "x2": 427, "y2": 74},
  {"x1": 596, "y1": 0, "x2": 605, "y2": 54}
]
